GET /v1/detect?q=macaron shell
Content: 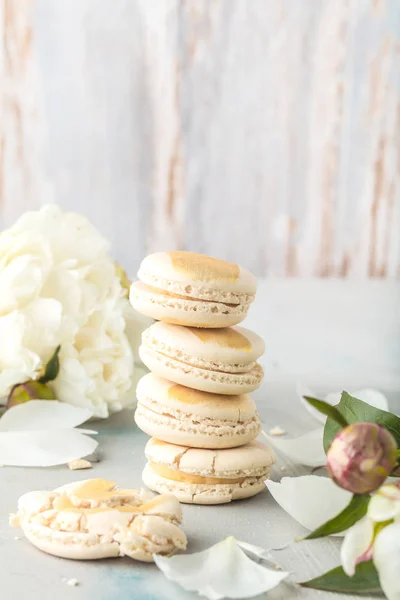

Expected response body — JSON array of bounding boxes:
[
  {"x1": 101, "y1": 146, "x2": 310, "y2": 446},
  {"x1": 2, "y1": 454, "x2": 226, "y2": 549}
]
[
  {"x1": 139, "y1": 344, "x2": 264, "y2": 394},
  {"x1": 138, "y1": 251, "x2": 257, "y2": 296},
  {"x1": 145, "y1": 438, "x2": 275, "y2": 477},
  {"x1": 136, "y1": 374, "x2": 257, "y2": 420},
  {"x1": 142, "y1": 322, "x2": 265, "y2": 365},
  {"x1": 134, "y1": 406, "x2": 261, "y2": 449},
  {"x1": 22, "y1": 525, "x2": 121, "y2": 559},
  {"x1": 135, "y1": 374, "x2": 261, "y2": 448},
  {"x1": 142, "y1": 463, "x2": 268, "y2": 505},
  {"x1": 130, "y1": 282, "x2": 247, "y2": 328}
]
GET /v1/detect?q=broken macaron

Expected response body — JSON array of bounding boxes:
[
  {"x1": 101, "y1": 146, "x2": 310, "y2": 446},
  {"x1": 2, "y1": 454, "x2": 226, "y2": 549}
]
[{"x1": 10, "y1": 478, "x2": 187, "y2": 562}]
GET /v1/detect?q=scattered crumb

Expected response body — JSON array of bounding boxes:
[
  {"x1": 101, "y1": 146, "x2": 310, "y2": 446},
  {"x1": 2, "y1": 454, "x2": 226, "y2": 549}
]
[
  {"x1": 67, "y1": 459, "x2": 92, "y2": 471},
  {"x1": 14, "y1": 536, "x2": 21, "y2": 541},
  {"x1": 269, "y1": 426, "x2": 286, "y2": 436},
  {"x1": 280, "y1": 466, "x2": 286, "y2": 471},
  {"x1": 65, "y1": 579, "x2": 79, "y2": 587}
]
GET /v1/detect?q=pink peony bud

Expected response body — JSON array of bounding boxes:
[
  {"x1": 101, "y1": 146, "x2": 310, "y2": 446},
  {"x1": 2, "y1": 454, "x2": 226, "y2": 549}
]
[{"x1": 327, "y1": 422, "x2": 397, "y2": 494}]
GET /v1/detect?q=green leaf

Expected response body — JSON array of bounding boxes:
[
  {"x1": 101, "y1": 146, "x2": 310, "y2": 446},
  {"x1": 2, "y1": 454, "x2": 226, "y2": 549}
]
[
  {"x1": 303, "y1": 396, "x2": 349, "y2": 428},
  {"x1": 38, "y1": 345, "x2": 61, "y2": 384},
  {"x1": 300, "y1": 561, "x2": 382, "y2": 594},
  {"x1": 324, "y1": 391, "x2": 400, "y2": 453},
  {"x1": 302, "y1": 494, "x2": 370, "y2": 540}
]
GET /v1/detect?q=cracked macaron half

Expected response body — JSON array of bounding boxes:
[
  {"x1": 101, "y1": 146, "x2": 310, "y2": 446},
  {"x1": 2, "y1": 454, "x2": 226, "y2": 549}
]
[
  {"x1": 135, "y1": 373, "x2": 261, "y2": 448},
  {"x1": 130, "y1": 251, "x2": 257, "y2": 328},
  {"x1": 143, "y1": 438, "x2": 275, "y2": 504},
  {"x1": 138, "y1": 321, "x2": 265, "y2": 394}
]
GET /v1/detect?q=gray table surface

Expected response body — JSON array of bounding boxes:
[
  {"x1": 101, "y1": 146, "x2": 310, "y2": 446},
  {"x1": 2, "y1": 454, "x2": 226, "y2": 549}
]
[
  {"x1": 2, "y1": 378, "x2": 397, "y2": 600},
  {"x1": 1, "y1": 280, "x2": 399, "y2": 600}
]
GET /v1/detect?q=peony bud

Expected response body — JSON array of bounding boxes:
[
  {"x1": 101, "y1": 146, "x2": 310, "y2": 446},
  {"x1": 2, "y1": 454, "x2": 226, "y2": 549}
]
[
  {"x1": 327, "y1": 422, "x2": 397, "y2": 494},
  {"x1": 7, "y1": 381, "x2": 56, "y2": 408}
]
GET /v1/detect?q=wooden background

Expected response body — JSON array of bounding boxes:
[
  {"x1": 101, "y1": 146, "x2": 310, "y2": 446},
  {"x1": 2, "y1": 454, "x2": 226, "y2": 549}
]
[{"x1": 0, "y1": 0, "x2": 399, "y2": 277}]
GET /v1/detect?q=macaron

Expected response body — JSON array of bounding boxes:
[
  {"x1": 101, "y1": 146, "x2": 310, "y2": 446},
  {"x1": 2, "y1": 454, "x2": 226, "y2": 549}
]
[
  {"x1": 143, "y1": 438, "x2": 275, "y2": 504},
  {"x1": 130, "y1": 251, "x2": 257, "y2": 328},
  {"x1": 139, "y1": 322, "x2": 265, "y2": 394},
  {"x1": 135, "y1": 373, "x2": 261, "y2": 448},
  {"x1": 10, "y1": 478, "x2": 187, "y2": 562}
]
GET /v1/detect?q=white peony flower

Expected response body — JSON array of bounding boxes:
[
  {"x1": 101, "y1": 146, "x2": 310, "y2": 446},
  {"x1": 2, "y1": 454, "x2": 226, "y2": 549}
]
[
  {"x1": 341, "y1": 482, "x2": 400, "y2": 600},
  {"x1": 0, "y1": 205, "x2": 135, "y2": 418}
]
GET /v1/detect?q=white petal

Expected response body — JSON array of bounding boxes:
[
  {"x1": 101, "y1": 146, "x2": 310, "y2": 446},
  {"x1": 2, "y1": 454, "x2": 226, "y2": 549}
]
[
  {"x1": 262, "y1": 428, "x2": 325, "y2": 467},
  {"x1": 236, "y1": 540, "x2": 273, "y2": 561},
  {"x1": 0, "y1": 430, "x2": 97, "y2": 466},
  {"x1": 298, "y1": 384, "x2": 389, "y2": 425},
  {"x1": 266, "y1": 476, "x2": 351, "y2": 533},
  {"x1": 297, "y1": 383, "x2": 326, "y2": 423},
  {"x1": 374, "y1": 523, "x2": 400, "y2": 600},
  {"x1": 368, "y1": 494, "x2": 398, "y2": 523},
  {"x1": 154, "y1": 537, "x2": 288, "y2": 600},
  {"x1": 0, "y1": 401, "x2": 93, "y2": 431},
  {"x1": 341, "y1": 517, "x2": 374, "y2": 576}
]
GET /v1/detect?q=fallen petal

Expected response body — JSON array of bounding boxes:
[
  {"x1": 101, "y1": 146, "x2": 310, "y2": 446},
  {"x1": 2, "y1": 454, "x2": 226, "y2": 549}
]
[
  {"x1": 262, "y1": 428, "x2": 325, "y2": 467},
  {"x1": 154, "y1": 536, "x2": 288, "y2": 599},
  {"x1": 373, "y1": 522, "x2": 400, "y2": 600},
  {"x1": 266, "y1": 476, "x2": 351, "y2": 534},
  {"x1": 0, "y1": 430, "x2": 98, "y2": 466},
  {"x1": 0, "y1": 400, "x2": 93, "y2": 431}
]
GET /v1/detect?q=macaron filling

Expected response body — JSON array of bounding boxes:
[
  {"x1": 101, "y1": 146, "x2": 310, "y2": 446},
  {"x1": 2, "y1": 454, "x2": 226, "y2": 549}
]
[
  {"x1": 131, "y1": 282, "x2": 251, "y2": 324},
  {"x1": 142, "y1": 342, "x2": 257, "y2": 374},
  {"x1": 135, "y1": 401, "x2": 261, "y2": 439},
  {"x1": 149, "y1": 463, "x2": 249, "y2": 485},
  {"x1": 139, "y1": 344, "x2": 264, "y2": 387}
]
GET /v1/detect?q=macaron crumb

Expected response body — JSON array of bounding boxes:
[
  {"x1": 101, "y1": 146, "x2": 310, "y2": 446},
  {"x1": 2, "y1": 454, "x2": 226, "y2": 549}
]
[
  {"x1": 13, "y1": 536, "x2": 20, "y2": 541},
  {"x1": 269, "y1": 426, "x2": 286, "y2": 436},
  {"x1": 67, "y1": 459, "x2": 92, "y2": 470},
  {"x1": 64, "y1": 578, "x2": 79, "y2": 587}
]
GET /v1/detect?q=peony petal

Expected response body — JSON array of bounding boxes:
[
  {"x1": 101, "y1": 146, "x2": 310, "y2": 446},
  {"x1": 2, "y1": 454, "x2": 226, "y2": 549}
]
[
  {"x1": 0, "y1": 401, "x2": 93, "y2": 432},
  {"x1": 262, "y1": 428, "x2": 326, "y2": 467},
  {"x1": 374, "y1": 522, "x2": 400, "y2": 600},
  {"x1": 154, "y1": 537, "x2": 288, "y2": 600},
  {"x1": 340, "y1": 517, "x2": 374, "y2": 577},
  {"x1": 0, "y1": 429, "x2": 97, "y2": 466},
  {"x1": 266, "y1": 476, "x2": 351, "y2": 533},
  {"x1": 236, "y1": 540, "x2": 273, "y2": 562},
  {"x1": 368, "y1": 494, "x2": 398, "y2": 523}
]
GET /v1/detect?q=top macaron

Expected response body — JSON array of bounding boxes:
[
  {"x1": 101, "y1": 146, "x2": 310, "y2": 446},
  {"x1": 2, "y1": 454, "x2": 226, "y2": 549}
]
[{"x1": 130, "y1": 251, "x2": 257, "y2": 328}]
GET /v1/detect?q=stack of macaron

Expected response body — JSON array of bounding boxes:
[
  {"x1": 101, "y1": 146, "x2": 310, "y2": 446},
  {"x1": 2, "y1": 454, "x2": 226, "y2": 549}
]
[{"x1": 130, "y1": 251, "x2": 274, "y2": 505}]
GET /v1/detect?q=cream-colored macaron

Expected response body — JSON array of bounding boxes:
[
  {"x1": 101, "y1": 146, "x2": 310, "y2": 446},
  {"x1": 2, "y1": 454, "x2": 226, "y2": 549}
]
[
  {"x1": 130, "y1": 251, "x2": 257, "y2": 328},
  {"x1": 139, "y1": 321, "x2": 265, "y2": 394},
  {"x1": 135, "y1": 373, "x2": 261, "y2": 448},
  {"x1": 143, "y1": 438, "x2": 275, "y2": 505},
  {"x1": 10, "y1": 478, "x2": 187, "y2": 562}
]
